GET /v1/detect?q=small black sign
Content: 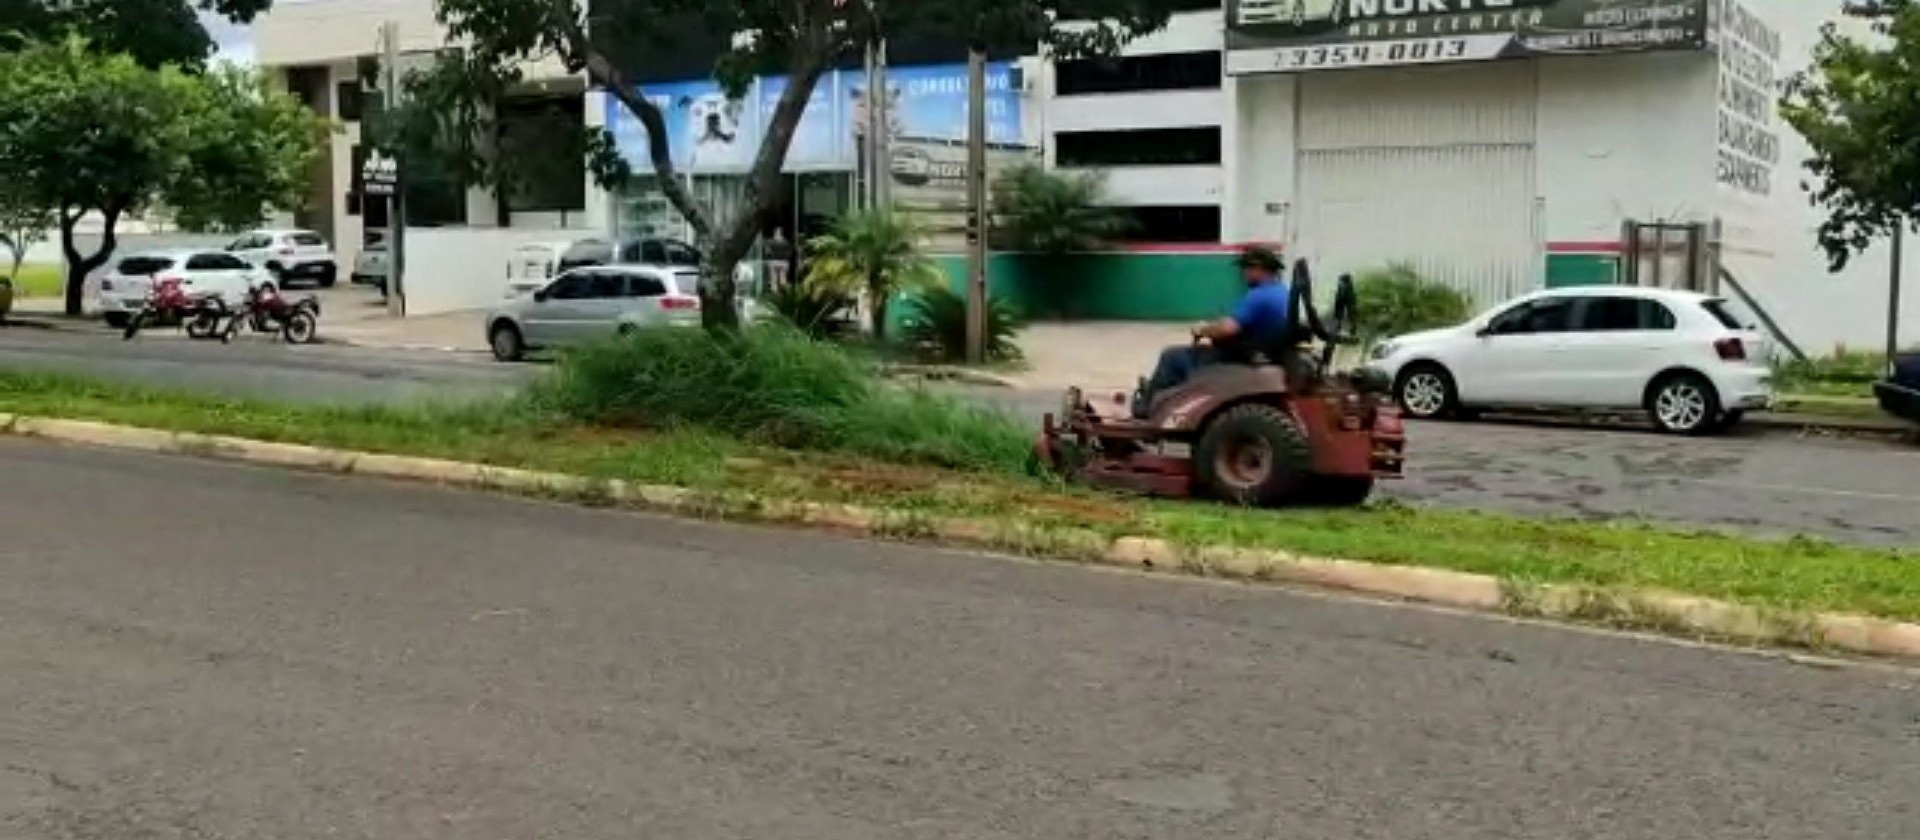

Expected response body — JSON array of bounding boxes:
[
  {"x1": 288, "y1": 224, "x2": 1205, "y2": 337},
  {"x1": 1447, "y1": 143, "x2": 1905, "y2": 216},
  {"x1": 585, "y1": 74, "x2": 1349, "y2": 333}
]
[{"x1": 361, "y1": 151, "x2": 399, "y2": 197}]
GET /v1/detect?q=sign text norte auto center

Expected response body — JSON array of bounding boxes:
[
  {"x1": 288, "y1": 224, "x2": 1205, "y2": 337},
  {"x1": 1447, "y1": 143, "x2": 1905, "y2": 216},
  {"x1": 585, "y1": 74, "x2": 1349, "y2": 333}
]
[{"x1": 1225, "y1": 0, "x2": 1709, "y2": 75}]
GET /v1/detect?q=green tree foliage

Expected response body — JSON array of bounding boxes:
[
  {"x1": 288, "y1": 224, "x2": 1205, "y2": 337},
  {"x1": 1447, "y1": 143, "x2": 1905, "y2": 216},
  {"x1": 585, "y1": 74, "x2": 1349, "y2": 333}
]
[
  {"x1": 805, "y1": 206, "x2": 943, "y2": 340},
  {"x1": 0, "y1": 39, "x2": 328, "y2": 314},
  {"x1": 990, "y1": 162, "x2": 1129, "y2": 254},
  {"x1": 1779, "y1": 0, "x2": 1920, "y2": 269},
  {"x1": 401, "y1": 0, "x2": 1176, "y2": 329},
  {"x1": 0, "y1": 0, "x2": 272, "y2": 71},
  {"x1": 898, "y1": 286, "x2": 1022, "y2": 363}
]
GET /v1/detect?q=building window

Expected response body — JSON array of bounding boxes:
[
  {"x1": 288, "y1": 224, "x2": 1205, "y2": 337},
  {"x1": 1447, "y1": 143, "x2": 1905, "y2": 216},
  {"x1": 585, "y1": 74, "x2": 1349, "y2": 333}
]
[
  {"x1": 1109, "y1": 205, "x2": 1221, "y2": 244},
  {"x1": 1056, "y1": 127, "x2": 1221, "y2": 167},
  {"x1": 1056, "y1": 51, "x2": 1221, "y2": 95},
  {"x1": 496, "y1": 96, "x2": 588, "y2": 214},
  {"x1": 335, "y1": 82, "x2": 364, "y2": 122}
]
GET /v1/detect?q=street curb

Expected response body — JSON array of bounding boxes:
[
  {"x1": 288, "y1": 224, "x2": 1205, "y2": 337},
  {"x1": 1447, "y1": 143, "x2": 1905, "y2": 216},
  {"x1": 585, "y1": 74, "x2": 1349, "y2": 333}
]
[
  {"x1": 6, "y1": 413, "x2": 1919, "y2": 662},
  {"x1": 879, "y1": 364, "x2": 1019, "y2": 389}
]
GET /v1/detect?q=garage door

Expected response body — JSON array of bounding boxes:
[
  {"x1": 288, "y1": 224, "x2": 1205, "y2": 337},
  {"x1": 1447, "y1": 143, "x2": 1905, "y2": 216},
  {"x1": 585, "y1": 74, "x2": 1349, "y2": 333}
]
[{"x1": 1294, "y1": 62, "x2": 1541, "y2": 306}]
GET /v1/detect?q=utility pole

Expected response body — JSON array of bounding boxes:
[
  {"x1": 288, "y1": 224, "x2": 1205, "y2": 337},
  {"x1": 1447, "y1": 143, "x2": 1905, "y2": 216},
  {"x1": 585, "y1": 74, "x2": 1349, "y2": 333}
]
[
  {"x1": 1890, "y1": 224, "x2": 1905, "y2": 375},
  {"x1": 964, "y1": 45, "x2": 988, "y2": 364},
  {"x1": 380, "y1": 20, "x2": 407, "y2": 318},
  {"x1": 873, "y1": 37, "x2": 890, "y2": 209}
]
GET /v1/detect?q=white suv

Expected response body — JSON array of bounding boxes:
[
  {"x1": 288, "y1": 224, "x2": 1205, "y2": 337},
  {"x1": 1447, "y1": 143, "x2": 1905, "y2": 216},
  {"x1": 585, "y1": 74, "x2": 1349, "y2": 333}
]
[
  {"x1": 1367, "y1": 286, "x2": 1773, "y2": 435},
  {"x1": 227, "y1": 229, "x2": 339, "y2": 288}
]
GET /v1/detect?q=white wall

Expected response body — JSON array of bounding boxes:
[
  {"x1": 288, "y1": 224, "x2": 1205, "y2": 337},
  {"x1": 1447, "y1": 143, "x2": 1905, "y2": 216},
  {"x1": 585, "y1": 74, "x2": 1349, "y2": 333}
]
[
  {"x1": 1713, "y1": 0, "x2": 1920, "y2": 354},
  {"x1": 400, "y1": 227, "x2": 595, "y2": 316},
  {"x1": 1535, "y1": 52, "x2": 1719, "y2": 245},
  {"x1": 1228, "y1": 74, "x2": 1297, "y2": 243}
]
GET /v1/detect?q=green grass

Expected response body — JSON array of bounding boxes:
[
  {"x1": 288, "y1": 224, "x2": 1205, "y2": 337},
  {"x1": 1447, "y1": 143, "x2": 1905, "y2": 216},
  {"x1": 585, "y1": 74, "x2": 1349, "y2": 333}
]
[
  {"x1": 6, "y1": 263, "x2": 62, "y2": 298},
  {"x1": 4, "y1": 367, "x2": 1919, "y2": 624}
]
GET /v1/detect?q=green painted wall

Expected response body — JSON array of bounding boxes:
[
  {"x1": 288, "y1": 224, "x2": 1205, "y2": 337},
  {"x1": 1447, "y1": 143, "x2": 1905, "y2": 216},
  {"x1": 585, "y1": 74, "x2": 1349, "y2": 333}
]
[
  {"x1": 1545, "y1": 253, "x2": 1620, "y2": 288},
  {"x1": 927, "y1": 252, "x2": 1243, "y2": 321}
]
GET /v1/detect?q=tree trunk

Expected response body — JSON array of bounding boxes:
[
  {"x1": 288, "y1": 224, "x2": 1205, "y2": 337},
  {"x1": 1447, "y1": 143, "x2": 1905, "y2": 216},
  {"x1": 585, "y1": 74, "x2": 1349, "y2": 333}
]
[
  {"x1": 866, "y1": 267, "x2": 887, "y2": 341},
  {"x1": 59, "y1": 204, "x2": 122, "y2": 316}
]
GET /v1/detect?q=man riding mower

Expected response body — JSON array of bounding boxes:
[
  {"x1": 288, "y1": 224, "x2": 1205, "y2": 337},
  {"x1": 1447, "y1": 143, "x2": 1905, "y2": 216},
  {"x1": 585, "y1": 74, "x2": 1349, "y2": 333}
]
[{"x1": 1035, "y1": 248, "x2": 1405, "y2": 508}]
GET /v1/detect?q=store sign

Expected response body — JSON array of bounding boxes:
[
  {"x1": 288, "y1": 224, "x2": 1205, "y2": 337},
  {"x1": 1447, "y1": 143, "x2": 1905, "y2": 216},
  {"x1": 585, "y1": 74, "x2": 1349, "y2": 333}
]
[
  {"x1": 1225, "y1": 0, "x2": 1710, "y2": 75},
  {"x1": 360, "y1": 150, "x2": 399, "y2": 197},
  {"x1": 606, "y1": 63, "x2": 1026, "y2": 175},
  {"x1": 885, "y1": 137, "x2": 1041, "y2": 252}
]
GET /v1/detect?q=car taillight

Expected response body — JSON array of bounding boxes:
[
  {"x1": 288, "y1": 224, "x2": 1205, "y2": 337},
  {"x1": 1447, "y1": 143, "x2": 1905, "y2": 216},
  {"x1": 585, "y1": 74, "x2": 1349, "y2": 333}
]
[
  {"x1": 660, "y1": 295, "x2": 700, "y2": 311},
  {"x1": 1714, "y1": 337, "x2": 1747, "y2": 361}
]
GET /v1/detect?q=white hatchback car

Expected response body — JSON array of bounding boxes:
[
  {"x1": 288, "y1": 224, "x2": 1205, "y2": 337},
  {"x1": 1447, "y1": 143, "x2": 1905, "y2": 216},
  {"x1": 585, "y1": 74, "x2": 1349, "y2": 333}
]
[
  {"x1": 95, "y1": 249, "x2": 267, "y2": 328},
  {"x1": 1367, "y1": 287, "x2": 1773, "y2": 435},
  {"x1": 485, "y1": 264, "x2": 709, "y2": 361},
  {"x1": 227, "y1": 228, "x2": 339, "y2": 288}
]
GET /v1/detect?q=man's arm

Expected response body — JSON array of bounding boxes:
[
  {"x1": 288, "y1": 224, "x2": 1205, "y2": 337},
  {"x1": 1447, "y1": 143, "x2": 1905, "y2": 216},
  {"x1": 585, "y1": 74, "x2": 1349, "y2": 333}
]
[{"x1": 1191, "y1": 295, "x2": 1258, "y2": 340}]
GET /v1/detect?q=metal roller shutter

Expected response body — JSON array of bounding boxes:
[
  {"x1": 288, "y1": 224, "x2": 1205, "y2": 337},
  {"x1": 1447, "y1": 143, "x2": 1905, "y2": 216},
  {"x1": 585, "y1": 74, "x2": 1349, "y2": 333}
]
[{"x1": 1294, "y1": 62, "x2": 1542, "y2": 305}]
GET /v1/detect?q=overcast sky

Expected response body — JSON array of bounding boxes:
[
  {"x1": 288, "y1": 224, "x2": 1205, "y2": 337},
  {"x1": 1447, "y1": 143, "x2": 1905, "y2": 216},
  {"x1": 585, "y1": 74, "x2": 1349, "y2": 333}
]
[{"x1": 203, "y1": 9, "x2": 255, "y2": 65}]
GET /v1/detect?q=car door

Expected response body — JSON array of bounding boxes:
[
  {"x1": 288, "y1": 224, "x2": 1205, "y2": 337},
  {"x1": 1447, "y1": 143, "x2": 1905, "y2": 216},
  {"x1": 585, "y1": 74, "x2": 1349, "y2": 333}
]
[
  {"x1": 1563, "y1": 295, "x2": 1680, "y2": 407},
  {"x1": 181, "y1": 253, "x2": 236, "y2": 302},
  {"x1": 226, "y1": 233, "x2": 267, "y2": 267},
  {"x1": 205, "y1": 252, "x2": 262, "y2": 302},
  {"x1": 576, "y1": 270, "x2": 634, "y2": 336},
  {"x1": 1453, "y1": 296, "x2": 1578, "y2": 406},
  {"x1": 520, "y1": 271, "x2": 591, "y2": 346}
]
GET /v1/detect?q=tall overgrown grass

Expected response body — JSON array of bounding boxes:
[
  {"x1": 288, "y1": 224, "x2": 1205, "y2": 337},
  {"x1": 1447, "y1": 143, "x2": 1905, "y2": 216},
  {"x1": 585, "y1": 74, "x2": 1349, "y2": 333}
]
[{"x1": 532, "y1": 325, "x2": 1034, "y2": 474}]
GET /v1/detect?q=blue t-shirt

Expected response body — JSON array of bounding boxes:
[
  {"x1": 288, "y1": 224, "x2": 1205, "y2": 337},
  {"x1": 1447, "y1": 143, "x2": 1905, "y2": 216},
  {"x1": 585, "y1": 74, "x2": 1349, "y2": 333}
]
[{"x1": 1230, "y1": 280, "x2": 1292, "y2": 349}]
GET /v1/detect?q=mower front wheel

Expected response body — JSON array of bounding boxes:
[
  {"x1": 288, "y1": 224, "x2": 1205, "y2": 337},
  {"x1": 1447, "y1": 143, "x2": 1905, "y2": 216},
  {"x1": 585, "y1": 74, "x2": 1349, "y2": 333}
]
[{"x1": 1195, "y1": 403, "x2": 1313, "y2": 507}]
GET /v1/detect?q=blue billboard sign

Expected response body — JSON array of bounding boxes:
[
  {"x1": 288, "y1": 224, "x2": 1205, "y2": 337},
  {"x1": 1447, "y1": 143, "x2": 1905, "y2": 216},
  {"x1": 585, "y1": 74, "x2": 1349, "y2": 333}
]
[{"x1": 605, "y1": 62, "x2": 1023, "y2": 175}]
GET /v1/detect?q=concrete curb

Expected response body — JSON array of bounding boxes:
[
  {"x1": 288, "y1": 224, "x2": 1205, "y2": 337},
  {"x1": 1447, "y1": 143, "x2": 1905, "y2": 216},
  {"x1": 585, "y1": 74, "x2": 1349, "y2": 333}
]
[
  {"x1": 7, "y1": 413, "x2": 1919, "y2": 662},
  {"x1": 878, "y1": 364, "x2": 1019, "y2": 389}
]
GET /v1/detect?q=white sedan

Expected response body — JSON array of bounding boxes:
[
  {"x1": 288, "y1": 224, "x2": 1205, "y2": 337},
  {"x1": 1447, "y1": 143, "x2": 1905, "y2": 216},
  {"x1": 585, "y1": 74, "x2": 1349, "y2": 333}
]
[{"x1": 1367, "y1": 286, "x2": 1773, "y2": 435}]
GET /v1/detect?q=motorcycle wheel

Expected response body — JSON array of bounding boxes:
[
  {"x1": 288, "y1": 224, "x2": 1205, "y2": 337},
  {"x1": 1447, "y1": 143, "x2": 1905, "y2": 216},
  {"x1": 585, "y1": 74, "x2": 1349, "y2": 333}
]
[
  {"x1": 283, "y1": 310, "x2": 318, "y2": 345},
  {"x1": 186, "y1": 311, "x2": 219, "y2": 339}
]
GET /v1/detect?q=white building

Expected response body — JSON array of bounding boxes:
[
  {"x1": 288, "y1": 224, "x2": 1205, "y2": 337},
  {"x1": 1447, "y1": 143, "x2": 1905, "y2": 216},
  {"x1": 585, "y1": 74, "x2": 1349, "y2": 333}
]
[{"x1": 1027, "y1": 0, "x2": 1917, "y2": 351}]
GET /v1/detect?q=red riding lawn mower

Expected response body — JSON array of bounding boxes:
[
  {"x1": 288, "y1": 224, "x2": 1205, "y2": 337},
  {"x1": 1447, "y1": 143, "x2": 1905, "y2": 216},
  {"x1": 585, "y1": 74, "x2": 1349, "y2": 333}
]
[{"x1": 1036, "y1": 259, "x2": 1406, "y2": 508}]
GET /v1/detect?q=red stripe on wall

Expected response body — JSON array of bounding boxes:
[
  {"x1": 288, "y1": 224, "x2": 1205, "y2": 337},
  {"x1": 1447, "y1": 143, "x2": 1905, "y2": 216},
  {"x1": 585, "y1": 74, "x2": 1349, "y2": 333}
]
[
  {"x1": 1111, "y1": 241, "x2": 1285, "y2": 254},
  {"x1": 1546, "y1": 241, "x2": 1623, "y2": 254}
]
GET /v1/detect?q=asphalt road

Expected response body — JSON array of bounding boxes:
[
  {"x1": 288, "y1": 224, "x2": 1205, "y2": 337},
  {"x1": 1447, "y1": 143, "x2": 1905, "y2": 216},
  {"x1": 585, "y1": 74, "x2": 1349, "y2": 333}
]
[
  {"x1": 5, "y1": 325, "x2": 1920, "y2": 547},
  {"x1": 2, "y1": 439, "x2": 1916, "y2": 839}
]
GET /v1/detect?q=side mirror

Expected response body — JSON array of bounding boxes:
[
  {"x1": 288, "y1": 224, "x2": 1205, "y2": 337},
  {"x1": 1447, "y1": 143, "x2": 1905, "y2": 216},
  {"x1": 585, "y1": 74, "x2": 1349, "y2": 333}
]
[{"x1": 1475, "y1": 326, "x2": 1494, "y2": 338}]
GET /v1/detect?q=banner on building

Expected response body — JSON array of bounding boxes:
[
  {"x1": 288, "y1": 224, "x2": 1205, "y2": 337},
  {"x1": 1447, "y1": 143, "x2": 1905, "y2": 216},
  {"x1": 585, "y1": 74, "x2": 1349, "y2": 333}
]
[
  {"x1": 1224, "y1": 0, "x2": 1709, "y2": 76},
  {"x1": 885, "y1": 136, "x2": 1043, "y2": 253},
  {"x1": 606, "y1": 63, "x2": 1026, "y2": 175}
]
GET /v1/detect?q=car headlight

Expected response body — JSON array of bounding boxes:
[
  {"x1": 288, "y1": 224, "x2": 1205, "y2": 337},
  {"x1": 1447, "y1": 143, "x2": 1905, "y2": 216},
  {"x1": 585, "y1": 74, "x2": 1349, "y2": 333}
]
[{"x1": 1369, "y1": 341, "x2": 1399, "y2": 361}]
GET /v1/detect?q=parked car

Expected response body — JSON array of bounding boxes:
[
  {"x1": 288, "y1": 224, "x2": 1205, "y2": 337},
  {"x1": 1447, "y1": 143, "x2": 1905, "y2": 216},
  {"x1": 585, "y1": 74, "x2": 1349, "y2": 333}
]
[
  {"x1": 556, "y1": 237, "x2": 702, "y2": 273},
  {"x1": 227, "y1": 228, "x2": 339, "y2": 288},
  {"x1": 1873, "y1": 351, "x2": 1920, "y2": 427},
  {"x1": 95, "y1": 249, "x2": 267, "y2": 329},
  {"x1": 506, "y1": 240, "x2": 579, "y2": 298},
  {"x1": 485, "y1": 264, "x2": 709, "y2": 361},
  {"x1": 352, "y1": 233, "x2": 389, "y2": 293},
  {"x1": 1367, "y1": 286, "x2": 1773, "y2": 435}
]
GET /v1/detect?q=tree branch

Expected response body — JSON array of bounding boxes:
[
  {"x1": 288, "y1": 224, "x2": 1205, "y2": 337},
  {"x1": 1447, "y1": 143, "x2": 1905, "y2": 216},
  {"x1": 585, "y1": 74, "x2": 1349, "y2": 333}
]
[{"x1": 549, "y1": 0, "x2": 713, "y2": 239}]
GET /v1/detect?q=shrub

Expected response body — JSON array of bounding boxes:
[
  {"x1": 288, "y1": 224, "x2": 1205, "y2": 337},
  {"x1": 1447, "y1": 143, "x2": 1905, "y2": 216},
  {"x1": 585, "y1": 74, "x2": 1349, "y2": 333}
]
[
  {"x1": 990, "y1": 163, "x2": 1131, "y2": 254},
  {"x1": 763, "y1": 279, "x2": 857, "y2": 340},
  {"x1": 896, "y1": 286, "x2": 1023, "y2": 364},
  {"x1": 805, "y1": 206, "x2": 943, "y2": 340},
  {"x1": 1350, "y1": 263, "x2": 1472, "y2": 347},
  {"x1": 531, "y1": 325, "x2": 1033, "y2": 473}
]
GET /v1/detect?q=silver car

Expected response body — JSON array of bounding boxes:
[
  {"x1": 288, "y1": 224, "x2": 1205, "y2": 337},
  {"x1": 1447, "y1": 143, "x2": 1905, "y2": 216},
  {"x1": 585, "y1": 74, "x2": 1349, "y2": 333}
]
[{"x1": 485, "y1": 264, "x2": 705, "y2": 361}]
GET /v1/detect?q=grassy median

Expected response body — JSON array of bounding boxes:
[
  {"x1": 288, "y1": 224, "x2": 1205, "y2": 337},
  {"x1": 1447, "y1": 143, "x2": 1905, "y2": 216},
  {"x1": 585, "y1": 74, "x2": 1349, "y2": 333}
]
[{"x1": 2, "y1": 331, "x2": 1917, "y2": 625}]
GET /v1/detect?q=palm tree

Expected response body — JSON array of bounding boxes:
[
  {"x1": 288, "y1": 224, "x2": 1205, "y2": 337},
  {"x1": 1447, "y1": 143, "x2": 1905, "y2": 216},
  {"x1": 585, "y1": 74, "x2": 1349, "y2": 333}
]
[
  {"x1": 990, "y1": 163, "x2": 1130, "y2": 256},
  {"x1": 805, "y1": 206, "x2": 943, "y2": 341}
]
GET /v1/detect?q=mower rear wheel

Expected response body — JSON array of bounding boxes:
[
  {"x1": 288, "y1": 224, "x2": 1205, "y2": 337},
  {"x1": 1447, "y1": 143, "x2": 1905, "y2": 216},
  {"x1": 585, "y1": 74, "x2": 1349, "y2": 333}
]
[{"x1": 1195, "y1": 403, "x2": 1312, "y2": 507}]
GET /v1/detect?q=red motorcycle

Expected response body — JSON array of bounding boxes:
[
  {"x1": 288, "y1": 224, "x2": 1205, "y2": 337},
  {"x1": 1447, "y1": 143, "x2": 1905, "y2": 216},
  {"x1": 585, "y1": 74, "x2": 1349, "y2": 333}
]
[
  {"x1": 222, "y1": 282, "x2": 320, "y2": 345},
  {"x1": 121, "y1": 278, "x2": 231, "y2": 341}
]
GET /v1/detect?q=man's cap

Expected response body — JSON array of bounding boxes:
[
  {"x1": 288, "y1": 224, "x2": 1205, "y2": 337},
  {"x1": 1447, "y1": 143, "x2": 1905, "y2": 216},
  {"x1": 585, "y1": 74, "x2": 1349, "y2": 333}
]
[{"x1": 1235, "y1": 245, "x2": 1283, "y2": 272}]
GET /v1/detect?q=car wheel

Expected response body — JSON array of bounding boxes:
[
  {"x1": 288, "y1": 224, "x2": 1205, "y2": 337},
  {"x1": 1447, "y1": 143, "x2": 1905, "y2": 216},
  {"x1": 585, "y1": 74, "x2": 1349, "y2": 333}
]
[
  {"x1": 490, "y1": 322, "x2": 526, "y2": 362},
  {"x1": 1394, "y1": 363, "x2": 1460, "y2": 420},
  {"x1": 319, "y1": 267, "x2": 337, "y2": 289},
  {"x1": 1194, "y1": 403, "x2": 1313, "y2": 507},
  {"x1": 103, "y1": 312, "x2": 130, "y2": 330},
  {"x1": 1648, "y1": 372, "x2": 1722, "y2": 435}
]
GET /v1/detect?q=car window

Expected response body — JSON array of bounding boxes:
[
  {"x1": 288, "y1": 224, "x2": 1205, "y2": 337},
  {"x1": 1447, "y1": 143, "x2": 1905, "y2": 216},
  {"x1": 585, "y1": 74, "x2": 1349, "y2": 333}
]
[
  {"x1": 661, "y1": 241, "x2": 701, "y2": 266},
  {"x1": 185, "y1": 253, "x2": 227, "y2": 271},
  {"x1": 560, "y1": 241, "x2": 613, "y2": 270},
  {"x1": 1489, "y1": 298, "x2": 1574, "y2": 336},
  {"x1": 115, "y1": 256, "x2": 175, "y2": 275},
  {"x1": 586, "y1": 271, "x2": 626, "y2": 299},
  {"x1": 1700, "y1": 299, "x2": 1745, "y2": 330},
  {"x1": 638, "y1": 241, "x2": 665, "y2": 264},
  {"x1": 545, "y1": 272, "x2": 590, "y2": 301},
  {"x1": 290, "y1": 232, "x2": 327, "y2": 247},
  {"x1": 623, "y1": 272, "x2": 666, "y2": 297},
  {"x1": 1576, "y1": 297, "x2": 1677, "y2": 332}
]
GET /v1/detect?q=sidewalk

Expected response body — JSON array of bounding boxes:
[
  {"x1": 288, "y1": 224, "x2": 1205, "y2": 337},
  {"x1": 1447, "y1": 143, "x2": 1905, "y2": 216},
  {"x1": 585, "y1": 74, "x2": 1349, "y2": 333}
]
[
  {"x1": 1006, "y1": 321, "x2": 1189, "y2": 393},
  {"x1": 323, "y1": 308, "x2": 487, "y2": 353}
]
